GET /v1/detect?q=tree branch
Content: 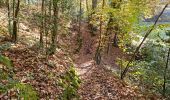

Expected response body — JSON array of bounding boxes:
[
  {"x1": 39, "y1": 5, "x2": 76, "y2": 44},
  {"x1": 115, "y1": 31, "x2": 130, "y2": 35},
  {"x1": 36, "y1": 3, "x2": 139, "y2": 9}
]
[{"x1": 121, "y1": 4, "x2": 169, "y2": 80}]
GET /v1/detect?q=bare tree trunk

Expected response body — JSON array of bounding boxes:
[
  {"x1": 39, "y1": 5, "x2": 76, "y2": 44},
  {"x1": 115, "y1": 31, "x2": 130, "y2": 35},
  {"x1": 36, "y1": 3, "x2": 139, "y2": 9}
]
[
  {"x1": 7, "y1": 0, "x2": 12, "y2": 37},
  {"x1": 40, "y1": 0, "x2": 45, "y2": 48},
  {"x1": 75, "y1": 0, "x2": 83, "y2": 53},
  {"x1": 106, "y1": 0, "x2": 122, "y2": 52},
  {"x1": 105, "y1": 15, "x2": 113, "y2": 54},
  {"x1": 113, "y1": 26, "x2": 119, "y2": 47},
  {"x1": 95, "y1": 0, "x2": 104, "y2": 65},
  {"x1": 120, "y1": 4, "x2": 168, "y2": 80},
  {"x1": 12, "y1": 0, "x2": 20, "y2": 43},
  {"x1": 50, "y1": 0, "x2": 59, "y2": 54},
  {"x1": 163, "y1": 48, "x2": 170, "y2": 97},
  {"x1": 89, "y1": 0, "x2": 97, "y2": 36},
  {"x1": 86, "y1": 0, "x2": 89, "y2": 23},
  {"x1": 45, "y1": 0, "x2": 50, "y2": 57},
  {"x1": 78, "y1": 0, "x2": 82, "y2": 37}
]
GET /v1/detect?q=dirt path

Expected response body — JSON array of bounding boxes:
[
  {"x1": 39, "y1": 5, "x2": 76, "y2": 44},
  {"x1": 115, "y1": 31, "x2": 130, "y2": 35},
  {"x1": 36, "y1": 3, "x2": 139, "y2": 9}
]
[{"x1": 70, "y1": 23, "x2": 143, "y2": 100}]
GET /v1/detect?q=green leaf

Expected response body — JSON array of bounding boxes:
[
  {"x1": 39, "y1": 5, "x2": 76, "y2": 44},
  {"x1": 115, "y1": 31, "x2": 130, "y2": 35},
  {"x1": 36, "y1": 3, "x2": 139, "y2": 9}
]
[
  {"x1": 15, "y1": 83, "x2": 38, "y2": 100},
  {"x1": 0, "y1": 55, "x2": 13, "y2": 68}
]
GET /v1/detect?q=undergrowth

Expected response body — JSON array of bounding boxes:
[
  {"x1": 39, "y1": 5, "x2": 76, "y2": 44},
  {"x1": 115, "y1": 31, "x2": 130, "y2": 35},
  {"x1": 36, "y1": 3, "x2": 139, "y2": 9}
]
[
  {"x1": 59, "y1": 66, "x2": 81, "y2": 100},
  {"x1": 0, "y1": 54, "x2": 38, "y2": 99}
]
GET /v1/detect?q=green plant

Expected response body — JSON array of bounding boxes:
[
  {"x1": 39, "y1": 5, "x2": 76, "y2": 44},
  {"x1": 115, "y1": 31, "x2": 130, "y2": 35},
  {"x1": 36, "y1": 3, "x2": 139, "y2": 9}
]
[
  {"x1": 59, "y1": 66, "x2": 81, "y2": 100},
  {"x1": 15, "y1": 83, "x2": 38, "y2": 100},
  {"x1": 0, "y1": 55, "x2": 13, "y2": 68},
  {"x1": 0, "y1": 55, "x2": 15, "y2": 93},
  {"x1": 129, "y1": 40, "x2": 170, "y2": 96},
  {"x1": 0, "y1": 55, "x2": 38, "y2": 99}
]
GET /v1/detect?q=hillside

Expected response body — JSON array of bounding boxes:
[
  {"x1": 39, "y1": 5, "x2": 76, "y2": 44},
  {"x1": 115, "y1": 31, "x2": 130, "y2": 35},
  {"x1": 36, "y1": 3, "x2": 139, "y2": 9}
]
[{"x1": 0, "y1": 0, "x2": 170, "y2": 99}]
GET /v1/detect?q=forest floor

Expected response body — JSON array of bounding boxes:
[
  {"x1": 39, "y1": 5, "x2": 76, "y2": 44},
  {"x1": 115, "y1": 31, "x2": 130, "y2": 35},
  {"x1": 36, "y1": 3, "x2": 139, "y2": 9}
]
[
  {"x1": 0, "y1": 8, "x2": 72, "y2": 99},
  {"x1": 68, "y1": 23, "x2": 150, "y2": 100},
  {"x1": 0, "y1": 8, "x2": 163, "y2": 99}
]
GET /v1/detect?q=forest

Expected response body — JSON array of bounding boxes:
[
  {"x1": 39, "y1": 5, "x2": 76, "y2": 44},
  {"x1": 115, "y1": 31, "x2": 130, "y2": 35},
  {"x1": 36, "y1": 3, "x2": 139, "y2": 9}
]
[{"x1": 0, "y1": 0, "x2": 170, "y2": 99}]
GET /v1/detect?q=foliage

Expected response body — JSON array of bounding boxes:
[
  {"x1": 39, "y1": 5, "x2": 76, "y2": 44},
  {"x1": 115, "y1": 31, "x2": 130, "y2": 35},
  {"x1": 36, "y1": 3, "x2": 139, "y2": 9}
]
[
  {"x1": 0, "y1": 55, "x2": 38, "y2": 99},
  {"x1": 59, "y1": 66, "x2": 81, "y2": 100},
  {"x1": 0, "y1": 55, "x2": 13, "y2": 68},
  {"x1": 1, "y1": 0, "x2": 170, "y2": 99},
  {"x1": 129, "y1": 40, "x2": 170, "y2": 96},
  {"x1": 15, "y1": 83, "x2": 38, "y2": 100}
]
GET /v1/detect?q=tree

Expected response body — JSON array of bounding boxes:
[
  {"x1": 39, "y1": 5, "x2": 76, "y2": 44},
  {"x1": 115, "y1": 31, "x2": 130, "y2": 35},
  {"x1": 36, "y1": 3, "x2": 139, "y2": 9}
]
[
  {"x1": 163, "y1": 48, "x2": 170, "y2": 96},
  {"x1": 94, "y1": 0, "x2": 105, "y2": 65},
  {"x1": 74, "y1": 0, "x2": 83, "y2": 53},
  {"x1": 12, "y1": 0, "x2": 20, "y2": 42},
  {"x1": 89, "y1": 0, "x2": 98, "y2": 36},
  {"x1": 39, "y1": 0, "x2": 45, "y2": 48},
  {"x1": 7, "y1": 0, "x2": 12, "y2": 36},
  {"x1": 50, "y1": 0, "x2": 59, "y2": 54},
  {"x1": 120, "y1": 4, "x2": 168, "y2": 80},
  {"x1": 105, "y1": 0, "x2": 122, "y2": 54}
]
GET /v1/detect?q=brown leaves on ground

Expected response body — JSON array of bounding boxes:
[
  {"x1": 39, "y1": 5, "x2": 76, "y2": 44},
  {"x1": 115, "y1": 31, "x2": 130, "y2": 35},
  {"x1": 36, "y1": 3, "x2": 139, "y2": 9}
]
[
  {"x1": 70, "y1": 22, "x2": 161, "y2": 100},
  {"x1": 1, "y1": 44, "x2": 71, "y2": 99},
  {"x1": 78, "y1": 65, "x2": 141, "y2": 100},
  {"x1": 0, "y1": 21, "x2": 163, "y2": 99}
]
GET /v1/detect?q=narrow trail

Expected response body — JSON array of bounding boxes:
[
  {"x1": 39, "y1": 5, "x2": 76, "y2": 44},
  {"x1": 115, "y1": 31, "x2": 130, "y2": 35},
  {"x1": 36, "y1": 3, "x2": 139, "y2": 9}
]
[{"x1": 70, "y1": 23, "x2": 143, "y2": 99}]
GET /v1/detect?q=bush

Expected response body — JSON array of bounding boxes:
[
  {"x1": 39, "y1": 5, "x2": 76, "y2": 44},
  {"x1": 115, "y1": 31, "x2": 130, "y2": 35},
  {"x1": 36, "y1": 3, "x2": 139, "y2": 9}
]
[
  {"x1": 129, "y1": 40, "x2": 170, "y2": 96},
  {"x1": 59, "y1": 66, "x2": 81, "y2": 100},
  {"x1": 0, "y1": 54, "x2": 38, "y2": 99},
  {"x1": 15, "y1": 83, "x2": 38, "y2": 100}
]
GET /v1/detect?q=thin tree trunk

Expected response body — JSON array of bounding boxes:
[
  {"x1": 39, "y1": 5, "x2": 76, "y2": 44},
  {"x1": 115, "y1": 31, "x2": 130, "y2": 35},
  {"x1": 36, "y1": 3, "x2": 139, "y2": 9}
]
[
  {"x1": 78, "y1": 0, "x2": 82, "y2": 36},
  {"x1": 40, "y1": 0, "x2": 45, "y2": 48},
  {"x1": 105, "y1": 16, "x2": 113, "y2": 54},
  {"x1": 89, "y1": 0, "x2": 97, "y2": 36},
  {"x1": 86, "y1": 0, "x2": 89, "y2": 23},
  {"x1": 113, "y1": 26, "x2": 119, "y2": 47},
  {"x1": 7, "y1": 0, "x2": 12, "y2": 37},
  {"x1": 163, "y1": 48, "x2": 170, "y2": 97},
  {"x1": 44, "y1": 0, "x2": 47, "y2": 57},
  {"x1": 95, "y1": 0, "x2": 104, "y2": 65},
  {"x1": 50, "y1": 0, "x2": 59, "y2": 54},
  {"x1": 75, "y1": 0, "x2": 82, "y2": 53},
  {"x1": 12, "y1": 0, "x2": 20, "y2": 42},
  {"x1": 120, "y1": 4, "x2": 168, "y2": 80},
  {"x1": 46, "y1": 0, "x2": 51, "y2": 56}
]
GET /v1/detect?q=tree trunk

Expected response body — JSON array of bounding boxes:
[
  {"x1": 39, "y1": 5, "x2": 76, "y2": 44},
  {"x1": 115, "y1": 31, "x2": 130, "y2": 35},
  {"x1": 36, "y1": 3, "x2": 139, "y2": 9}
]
[
  {"x1": 78, "y1": 0, "x2": 82, "y2": 36},
  {"x1": 95, "y1": 0, "x2": 104, "y2": 65},
  {"x1": 86, "y1": 0, "x2": 89, "y2": 23},
  {"x1": 12, "y1": 0, "x2": 20, "y2": 43},
  {"x1": 163, "y1": 48, "x2": 170, "y2": 97},
  {"x1": 7, "y1": 0, "x2": 12, "y2": 37},
  {"x1": 75, "y1": 0, "x2": 83, "y2": 53},
  {"x1": 40, "y1": 0, "x2": 45, "y2": 48},
  {"x1": 89, "y1": 0, "x2": 98, "y2": 36},
  {"x1": 113, "y1": 26, "x2": 119, "y2": 47},
  {"x1": 105, "y1": 16, "x2": 113, "y2": 54},
  {"x1": 50, "y1": 0, "x2": 59, "y2": 54},
  {"x1": 92, "y1": 0, "x2": 97, "y2": 10},
  {"x1": 120, "y1": 4, "x2": 168, "y2": 80}
]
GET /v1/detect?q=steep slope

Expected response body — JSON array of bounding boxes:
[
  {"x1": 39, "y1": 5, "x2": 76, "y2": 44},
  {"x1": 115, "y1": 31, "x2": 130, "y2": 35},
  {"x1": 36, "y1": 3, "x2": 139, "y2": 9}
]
[
  {"x1": 0, "y1": 7, "x2": 73, "y2": 99},
  {"x1": 69, "y1": 22, "x2": 162, "y2": 100}
]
